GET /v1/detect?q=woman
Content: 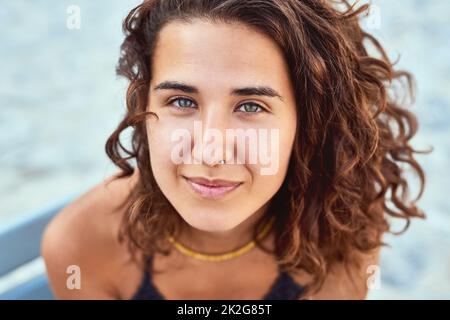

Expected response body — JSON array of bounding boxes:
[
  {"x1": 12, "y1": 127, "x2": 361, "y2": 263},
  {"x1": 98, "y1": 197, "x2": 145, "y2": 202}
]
[{"x1": 42, "y1": 0, "x2": 428, "y2": 300}]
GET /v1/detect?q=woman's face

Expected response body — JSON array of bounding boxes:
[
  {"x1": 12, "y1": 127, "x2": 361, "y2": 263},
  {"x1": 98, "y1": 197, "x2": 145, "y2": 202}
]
[{"x1": 146, "y1": 20, "x2": 297, "y2": 232}]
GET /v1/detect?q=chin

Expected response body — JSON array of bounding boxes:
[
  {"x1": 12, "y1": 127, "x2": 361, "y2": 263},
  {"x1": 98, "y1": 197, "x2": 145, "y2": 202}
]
[{"x1": 180, "y1": 208, "x2": 243, "y2": 233}]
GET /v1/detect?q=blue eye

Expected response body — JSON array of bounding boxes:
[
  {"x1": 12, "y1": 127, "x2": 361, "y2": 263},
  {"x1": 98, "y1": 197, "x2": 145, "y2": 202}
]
[
  {"x1": 166, "y1": 98, "x2": 266, "y2": 115},
  {"x1": 235, "y1": 102, "x2": 265, "y2": 114},
  {"x1": 167, "y1": 97, "x2": 197, "y2": 110}
]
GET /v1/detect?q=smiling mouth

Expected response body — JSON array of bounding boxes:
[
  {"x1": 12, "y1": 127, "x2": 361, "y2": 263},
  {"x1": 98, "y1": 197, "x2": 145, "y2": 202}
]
[{"x1": 182, "y1": 176, "x2": 243, "y2": 199}]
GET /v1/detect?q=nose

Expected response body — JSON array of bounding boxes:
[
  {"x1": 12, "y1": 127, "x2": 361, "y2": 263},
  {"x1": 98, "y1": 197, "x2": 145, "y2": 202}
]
[{"x1": 191, "y1": 105, "x2": 234, "y2": 167}]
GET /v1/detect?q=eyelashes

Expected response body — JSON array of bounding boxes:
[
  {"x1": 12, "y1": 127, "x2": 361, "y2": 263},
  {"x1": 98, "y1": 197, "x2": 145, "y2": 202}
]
[
  {"x1": 166, "y1": 97, "x2": 269, "y2": 115},
  {"x1": 167, "y1": 97, "x2": 196, "y2": 110}
]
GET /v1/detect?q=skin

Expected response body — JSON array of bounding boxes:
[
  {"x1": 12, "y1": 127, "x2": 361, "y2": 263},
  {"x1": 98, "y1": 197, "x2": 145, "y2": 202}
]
[
  {"x1": 41, "y1": 20, "x2": 380, "y2": 300},
  {"x1": 146, "y1": 20, "x2": 297, "y2": 253}
]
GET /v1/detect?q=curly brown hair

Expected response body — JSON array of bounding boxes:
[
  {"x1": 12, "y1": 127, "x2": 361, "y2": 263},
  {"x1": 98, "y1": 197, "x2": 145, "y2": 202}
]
[{"x1": 105, "y1": 0, "x2": 430, "y2": 294}]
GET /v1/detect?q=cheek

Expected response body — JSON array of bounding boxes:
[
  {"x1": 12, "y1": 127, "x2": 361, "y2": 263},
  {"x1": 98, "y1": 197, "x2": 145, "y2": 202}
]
[
  {"x1": 245, "y1": 123, "x2": 295, "y2": 187},
  {"x1": 279, "y1": 123, "x2": 296, "y2": 168},
  {"x1": 147, "y1": 112, "x2": 191, "y2": 154},
  {"x1": 249, "y1": 116, "x2": 295, "y2": 178},
  {"x1": 245, "y1": 146, "x2": 289, "y2": 202},
  {"x1": 146, "y1": 119, "x2": 180, "y2": 186}
]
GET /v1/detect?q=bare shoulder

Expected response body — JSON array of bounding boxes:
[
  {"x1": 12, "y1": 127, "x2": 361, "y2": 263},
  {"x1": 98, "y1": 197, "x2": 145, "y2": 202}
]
[
  {"x1": 294, "y1": 247, "x2": 381, "y2": 300},
  {"x1": 41, "y1": 169, "x2": 142, "y2": 299}
]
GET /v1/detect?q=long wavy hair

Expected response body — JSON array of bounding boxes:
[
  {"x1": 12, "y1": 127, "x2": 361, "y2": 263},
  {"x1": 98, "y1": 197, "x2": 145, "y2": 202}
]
[{"x1": 105, "y1": 0, "x2": 430, "y2": 294}]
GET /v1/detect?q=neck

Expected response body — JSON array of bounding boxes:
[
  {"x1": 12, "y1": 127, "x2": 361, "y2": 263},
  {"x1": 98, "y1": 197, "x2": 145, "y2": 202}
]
[{"x1": 176, "y1": 203, "x2": 273, "y2": 255}]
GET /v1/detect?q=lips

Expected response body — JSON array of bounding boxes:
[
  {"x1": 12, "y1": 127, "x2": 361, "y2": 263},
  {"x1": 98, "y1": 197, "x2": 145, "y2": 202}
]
[
  {"x1": 184, "y1": 176, "x2": 241, "y2": 187},
  {"x1": 182, "y1": 176, "x2": 243, "y2": 199}
]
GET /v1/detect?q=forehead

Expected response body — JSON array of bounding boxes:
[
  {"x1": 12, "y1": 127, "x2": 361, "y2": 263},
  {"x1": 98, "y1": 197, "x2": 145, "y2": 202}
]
[{"x1": 151, "y1": 20, "x2": 291, "y2": 89}]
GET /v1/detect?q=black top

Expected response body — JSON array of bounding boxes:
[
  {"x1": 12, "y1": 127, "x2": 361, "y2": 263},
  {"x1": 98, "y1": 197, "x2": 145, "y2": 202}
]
[{"x1": 131, "y1": 256, "x2": 306, "y2": 300}]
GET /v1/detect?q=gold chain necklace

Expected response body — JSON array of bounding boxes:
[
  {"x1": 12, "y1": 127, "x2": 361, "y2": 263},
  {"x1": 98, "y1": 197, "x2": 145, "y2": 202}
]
[{"x1": 166, "y1": 216, "x2": 276, "y2": 262}]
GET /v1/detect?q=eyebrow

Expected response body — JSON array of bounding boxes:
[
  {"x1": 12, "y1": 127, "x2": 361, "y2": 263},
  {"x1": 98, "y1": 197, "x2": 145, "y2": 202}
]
[{"x1": 153, "y1": 81, "x2": 284, "y2": 102}]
